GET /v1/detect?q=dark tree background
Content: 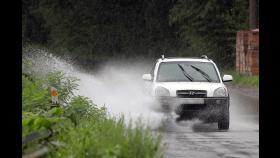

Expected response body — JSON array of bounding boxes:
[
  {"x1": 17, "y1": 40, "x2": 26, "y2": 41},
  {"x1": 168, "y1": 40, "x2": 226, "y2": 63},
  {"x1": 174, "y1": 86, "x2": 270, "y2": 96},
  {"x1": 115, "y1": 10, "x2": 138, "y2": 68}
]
[{"x1": 22, "y1": 0, "x2": 258, "y2": 68}]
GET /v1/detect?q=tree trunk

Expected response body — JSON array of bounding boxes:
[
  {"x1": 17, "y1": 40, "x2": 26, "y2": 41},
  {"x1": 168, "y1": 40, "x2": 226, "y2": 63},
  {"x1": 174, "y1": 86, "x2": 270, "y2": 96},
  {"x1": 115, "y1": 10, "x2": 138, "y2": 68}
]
[{"x1": 249, "y1": 0, "x2": 257, "y2": 29}]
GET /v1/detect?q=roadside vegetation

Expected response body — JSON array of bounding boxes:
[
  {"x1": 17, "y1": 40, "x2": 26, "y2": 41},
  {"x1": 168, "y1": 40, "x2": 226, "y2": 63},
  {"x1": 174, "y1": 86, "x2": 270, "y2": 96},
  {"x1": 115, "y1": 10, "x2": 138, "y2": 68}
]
[
  {"x1": 22, "y1": 59, "x2": 162, "y2": 157},
  {"x1": 221, "y1": 70, "x2": 259, "y2": 88}
]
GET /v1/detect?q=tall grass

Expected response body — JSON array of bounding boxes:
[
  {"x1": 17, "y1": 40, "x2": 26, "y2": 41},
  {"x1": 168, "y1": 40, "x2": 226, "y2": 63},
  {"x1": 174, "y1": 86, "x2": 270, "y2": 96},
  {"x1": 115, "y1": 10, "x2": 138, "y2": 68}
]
[
  {"x1": 49, "y1": 116, "x2": 162, "y2": 158},
  {"x1": 22, "y1": 60, "x2": 162, "y2": 157},
  {"x1": 221, "y1": 70, "x2": 259, "y2": 88}
]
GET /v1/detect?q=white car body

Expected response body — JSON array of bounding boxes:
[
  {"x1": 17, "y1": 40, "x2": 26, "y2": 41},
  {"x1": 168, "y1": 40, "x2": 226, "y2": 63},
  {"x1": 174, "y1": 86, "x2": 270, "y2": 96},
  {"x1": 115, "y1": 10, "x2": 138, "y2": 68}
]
[
  {"x1": 142, "y1": 56, "x2": 233, "y2": 130},
  {"x1": 150, "y1": 58, "x2": 230, "y2": 97}
]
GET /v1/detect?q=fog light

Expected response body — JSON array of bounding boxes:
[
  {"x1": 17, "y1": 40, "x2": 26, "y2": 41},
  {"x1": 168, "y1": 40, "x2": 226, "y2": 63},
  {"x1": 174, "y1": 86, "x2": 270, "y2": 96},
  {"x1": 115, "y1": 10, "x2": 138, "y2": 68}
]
[{"x1": 176, "y1": 105, "x2": 183, "y2": 114}]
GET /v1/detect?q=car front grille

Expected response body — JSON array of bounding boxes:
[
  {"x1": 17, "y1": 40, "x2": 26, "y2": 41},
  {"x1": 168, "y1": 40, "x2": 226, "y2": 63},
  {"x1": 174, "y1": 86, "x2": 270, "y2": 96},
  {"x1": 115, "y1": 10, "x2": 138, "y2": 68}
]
[{"x1": 176, "y1": 90, "x2": 207, "y2": 98}]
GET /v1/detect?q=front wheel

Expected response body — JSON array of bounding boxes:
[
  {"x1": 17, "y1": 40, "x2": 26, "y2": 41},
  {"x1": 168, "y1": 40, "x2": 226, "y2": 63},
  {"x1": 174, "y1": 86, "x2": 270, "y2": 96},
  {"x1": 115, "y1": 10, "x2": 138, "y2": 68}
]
[{"x1": 218, "y1": 107, "x2": 229, "y2": 130}]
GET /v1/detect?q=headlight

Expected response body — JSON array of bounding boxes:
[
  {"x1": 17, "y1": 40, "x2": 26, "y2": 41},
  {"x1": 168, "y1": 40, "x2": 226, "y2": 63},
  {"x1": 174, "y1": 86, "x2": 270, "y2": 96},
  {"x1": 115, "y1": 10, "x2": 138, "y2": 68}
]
[
  {"x1": 155, "y1": 86, "x2": 170, "y2": 97},
  {"x1": 214, "y1": 87, "x2": 227, "y2": 97}
]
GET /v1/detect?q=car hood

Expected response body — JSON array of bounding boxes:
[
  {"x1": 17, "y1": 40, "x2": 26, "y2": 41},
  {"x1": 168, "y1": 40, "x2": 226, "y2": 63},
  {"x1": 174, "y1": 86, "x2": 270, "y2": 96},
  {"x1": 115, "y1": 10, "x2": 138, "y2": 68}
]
[{"x1": 153, "y1": 82, "x2": 227, "y2": 97}]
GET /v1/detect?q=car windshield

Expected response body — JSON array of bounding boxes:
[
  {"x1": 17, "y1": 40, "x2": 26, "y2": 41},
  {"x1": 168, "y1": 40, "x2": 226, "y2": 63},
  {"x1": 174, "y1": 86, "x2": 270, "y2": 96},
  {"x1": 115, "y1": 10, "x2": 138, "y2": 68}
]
[{"x1": 156, "y1": 61, "x2": 220, "y2": 82}]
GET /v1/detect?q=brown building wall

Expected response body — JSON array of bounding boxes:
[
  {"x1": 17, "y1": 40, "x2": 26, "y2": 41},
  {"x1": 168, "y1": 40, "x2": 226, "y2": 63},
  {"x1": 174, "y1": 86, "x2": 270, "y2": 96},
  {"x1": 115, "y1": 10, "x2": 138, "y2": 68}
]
[{"x1": 236, "y1": 30, "x2": 259, "y2": 75}]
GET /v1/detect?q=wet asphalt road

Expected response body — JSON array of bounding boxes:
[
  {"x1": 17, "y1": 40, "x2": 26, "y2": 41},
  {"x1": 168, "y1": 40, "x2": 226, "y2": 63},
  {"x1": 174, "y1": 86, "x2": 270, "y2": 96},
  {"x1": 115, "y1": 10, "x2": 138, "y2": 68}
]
[{"x1": 158, "y1": 86, "x2": 259, "y2": 158}]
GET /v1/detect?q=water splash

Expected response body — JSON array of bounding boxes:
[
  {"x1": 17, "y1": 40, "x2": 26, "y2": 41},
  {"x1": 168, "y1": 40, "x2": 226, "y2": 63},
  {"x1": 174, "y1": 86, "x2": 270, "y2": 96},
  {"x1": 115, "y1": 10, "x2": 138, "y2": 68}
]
[
  {"x1": 23, "y1": 49, "x2": 166, "y2": 129},
  {"x1": 23, "y1": 48, "x2": 259, "y2": 132}
]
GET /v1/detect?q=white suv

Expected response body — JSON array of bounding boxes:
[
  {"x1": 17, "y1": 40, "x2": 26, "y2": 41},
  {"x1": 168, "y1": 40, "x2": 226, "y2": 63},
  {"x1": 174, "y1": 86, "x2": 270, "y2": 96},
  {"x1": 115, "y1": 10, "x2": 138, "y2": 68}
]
[{"x1": 142, "y1": 55, "x2": 233, "y2": 130}]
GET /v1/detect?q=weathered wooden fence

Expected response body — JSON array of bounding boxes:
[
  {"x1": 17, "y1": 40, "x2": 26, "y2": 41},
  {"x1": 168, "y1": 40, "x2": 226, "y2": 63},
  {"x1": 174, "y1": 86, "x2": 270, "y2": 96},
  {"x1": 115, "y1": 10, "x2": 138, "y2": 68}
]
[{"x1": 236, "y1": 29, "x2": 259, "y2": 75}]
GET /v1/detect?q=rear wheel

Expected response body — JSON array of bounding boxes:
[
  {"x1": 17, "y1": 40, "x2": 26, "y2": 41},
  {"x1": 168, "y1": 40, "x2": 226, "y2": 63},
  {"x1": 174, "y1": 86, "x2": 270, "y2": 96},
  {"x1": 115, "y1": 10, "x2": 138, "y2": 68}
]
[{"x1": 218, "y1": 106, "x2": 229, "y2": 130}]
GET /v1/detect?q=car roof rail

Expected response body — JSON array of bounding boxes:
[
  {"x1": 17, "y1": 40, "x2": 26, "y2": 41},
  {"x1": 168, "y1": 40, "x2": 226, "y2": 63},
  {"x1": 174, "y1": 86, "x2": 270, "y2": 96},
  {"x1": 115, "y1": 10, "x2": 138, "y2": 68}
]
[
  {"x1": 201, "y1": 55, "x2": 210, "y2": 60},
  {"x1": 159, "y1": 55, "x2": 212, "y2": 61}
]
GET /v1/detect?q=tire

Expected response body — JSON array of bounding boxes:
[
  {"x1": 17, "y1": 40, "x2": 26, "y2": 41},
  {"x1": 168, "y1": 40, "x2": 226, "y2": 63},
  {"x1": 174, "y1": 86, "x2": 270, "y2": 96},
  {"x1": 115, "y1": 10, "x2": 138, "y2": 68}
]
[{"x1": 218, "y1": 106, "x2": 229, "y2": 130}]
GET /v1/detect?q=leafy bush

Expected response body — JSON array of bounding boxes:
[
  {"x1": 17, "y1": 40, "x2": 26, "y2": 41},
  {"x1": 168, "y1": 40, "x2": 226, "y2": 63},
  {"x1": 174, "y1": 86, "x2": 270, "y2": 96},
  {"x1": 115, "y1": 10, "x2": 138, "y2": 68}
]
[
  {"x1": 64, "y1": 96, "x2": 106, "y2": 125},
  {"x1": 23, "y1": 112, "x2": 59, "y2": 136},
  {"x1": 47, "y1": 71, "x2": 79, "y2": 104},
  {"x1": 22, "y1": 107, "x2": 69, "y2": 137},
  {"x1": 22, "y1": 59, "x2": 162, "y2": 157},
  {"x1": 22, "y1": 108, "x2": 74, "y2": 155},
  {"x1": 22, "y1": 70, "x2": 79, "y2": 112},
  {"x1": 22, "y1": 75, "x2": 51, "y2": 112}
]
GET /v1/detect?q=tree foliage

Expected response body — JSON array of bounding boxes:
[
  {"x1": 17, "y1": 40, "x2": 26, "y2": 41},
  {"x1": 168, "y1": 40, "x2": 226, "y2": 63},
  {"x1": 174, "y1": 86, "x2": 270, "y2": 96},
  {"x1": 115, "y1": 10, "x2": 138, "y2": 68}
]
[
  {"x1": 22, "y1": 0, "x2": 255, "y2": 68},
  {"x1": 169, "y1": 0, "x2": 249, "y2": 67}
]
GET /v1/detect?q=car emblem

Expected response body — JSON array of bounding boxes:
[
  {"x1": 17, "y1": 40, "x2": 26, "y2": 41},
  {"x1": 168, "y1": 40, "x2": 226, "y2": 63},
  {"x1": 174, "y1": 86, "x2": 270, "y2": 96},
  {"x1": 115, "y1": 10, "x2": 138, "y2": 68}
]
[{"x1": 189, "y1": 91, "x2": 195, "y2": 95}]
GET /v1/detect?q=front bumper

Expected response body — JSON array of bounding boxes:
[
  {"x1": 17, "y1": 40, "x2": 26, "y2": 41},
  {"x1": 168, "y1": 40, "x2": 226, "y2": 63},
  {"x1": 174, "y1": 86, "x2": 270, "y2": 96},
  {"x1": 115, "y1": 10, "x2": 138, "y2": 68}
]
[{"x1": 157, "y1": 96, "x2": 229, "y2": 121}]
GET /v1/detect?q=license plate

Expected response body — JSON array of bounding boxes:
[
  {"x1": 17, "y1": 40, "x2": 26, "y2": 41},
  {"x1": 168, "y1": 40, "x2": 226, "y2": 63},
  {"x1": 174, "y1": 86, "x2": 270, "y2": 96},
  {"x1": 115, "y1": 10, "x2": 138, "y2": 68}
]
[{"x1": 176, "y1": 98, "x2": 205, "y2": 104}]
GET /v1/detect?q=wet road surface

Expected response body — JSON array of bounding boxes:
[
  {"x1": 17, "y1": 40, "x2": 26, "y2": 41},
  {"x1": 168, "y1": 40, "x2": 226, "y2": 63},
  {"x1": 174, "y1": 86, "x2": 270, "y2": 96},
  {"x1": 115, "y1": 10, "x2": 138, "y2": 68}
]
[{"x1": 158, "y1": 86, "x2": 259, "y2": 158}]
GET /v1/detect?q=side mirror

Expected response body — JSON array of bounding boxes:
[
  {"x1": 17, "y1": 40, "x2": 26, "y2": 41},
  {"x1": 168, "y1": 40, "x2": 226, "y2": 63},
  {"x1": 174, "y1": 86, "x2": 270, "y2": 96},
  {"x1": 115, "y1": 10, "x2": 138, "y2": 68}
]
[
  {"x1": 222, "y1": 74, "x2": 233, "y2": 82},
  {"x1": 142, "y1": 74, "x2": 152, "y2": 81}
]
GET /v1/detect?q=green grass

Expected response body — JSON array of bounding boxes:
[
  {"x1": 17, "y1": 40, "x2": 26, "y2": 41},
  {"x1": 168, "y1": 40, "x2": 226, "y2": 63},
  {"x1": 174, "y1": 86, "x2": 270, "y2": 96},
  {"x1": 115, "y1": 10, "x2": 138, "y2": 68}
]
[
  {"x1": 221, "y1": 70, "x2": 259, "y2": 88},
  {"x1": 49, "y1": 117, "x2": 162, "y2": 158},
  {"x1": 22, "y1": 64, "x2": 162, "y2": 158}
]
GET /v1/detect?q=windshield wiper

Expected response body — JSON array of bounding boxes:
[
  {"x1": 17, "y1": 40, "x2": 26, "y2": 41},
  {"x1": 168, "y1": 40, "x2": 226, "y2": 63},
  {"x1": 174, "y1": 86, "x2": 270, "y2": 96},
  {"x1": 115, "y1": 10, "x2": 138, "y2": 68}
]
[
  {"x1": 177, "y1": 64, "x2": 194, "y2": 81},
  {"x1": 190, "y1": 65, "x2": 212, "y2": 82}
]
